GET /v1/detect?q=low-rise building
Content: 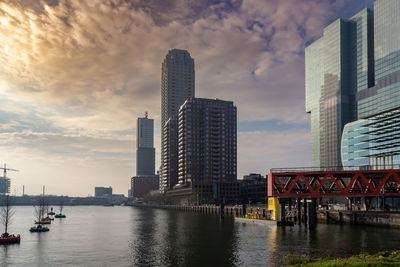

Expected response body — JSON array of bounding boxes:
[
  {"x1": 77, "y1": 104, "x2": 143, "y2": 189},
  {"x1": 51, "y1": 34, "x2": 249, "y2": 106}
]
[
  {"x1": 240, "y1": 173, "x2": 267, "y2": 204},
  {"x1": 94, "y1": 186, "x2": 112, "y2": 197},
  {"x1": 131, "y1": 175, "x2": 159, "y2": 198}
]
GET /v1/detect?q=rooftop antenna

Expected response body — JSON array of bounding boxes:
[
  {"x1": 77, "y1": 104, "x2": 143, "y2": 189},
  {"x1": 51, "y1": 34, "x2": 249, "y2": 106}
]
[
  {"x1": 23, "y1": 185, "x2": 25, "y2": 196},
  {"x1": 145, "y1": 111, "x2": 148, "y2": 118},
  {"x1": 43, "y1": 185, "x2": 45, "y2": 196}
]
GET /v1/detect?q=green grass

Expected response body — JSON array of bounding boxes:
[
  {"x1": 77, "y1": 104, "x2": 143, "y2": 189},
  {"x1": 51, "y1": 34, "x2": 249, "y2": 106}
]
[{"x1": 286, "y1": 251, "x2": 400, "y2": 267}]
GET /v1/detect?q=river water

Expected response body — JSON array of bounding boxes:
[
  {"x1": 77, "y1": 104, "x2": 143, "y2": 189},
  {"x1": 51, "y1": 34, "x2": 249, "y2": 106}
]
[{"x1": 1, "y1": 206, "x2": 400, "y2": 266}]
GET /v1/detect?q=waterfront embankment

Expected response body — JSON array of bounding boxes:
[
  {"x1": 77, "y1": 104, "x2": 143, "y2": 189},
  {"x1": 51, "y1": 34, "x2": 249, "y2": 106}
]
[
  {"x1": 285, "y1": 250, "x2": 400, "y2": 266},
  {"x1": 318, "y1": 210, "x2": 400, "y2": 227},
  {"x1": 137, "y1": 203, "x2": 400, "y2": 228},
  {"x1": 133, "y1": 203, "x2": 270, "y2": 218}
]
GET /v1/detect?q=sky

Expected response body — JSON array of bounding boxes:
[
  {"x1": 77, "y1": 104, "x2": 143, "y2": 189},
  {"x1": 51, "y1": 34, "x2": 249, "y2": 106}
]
[{"x1": 0, "y1": 0, "x2": 375, "y2": 196}]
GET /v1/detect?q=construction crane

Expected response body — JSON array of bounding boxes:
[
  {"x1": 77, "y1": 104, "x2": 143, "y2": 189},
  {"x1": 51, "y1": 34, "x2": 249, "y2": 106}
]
[{"x1": 0, "y1": 163, "x2": 18, "y2": 179}]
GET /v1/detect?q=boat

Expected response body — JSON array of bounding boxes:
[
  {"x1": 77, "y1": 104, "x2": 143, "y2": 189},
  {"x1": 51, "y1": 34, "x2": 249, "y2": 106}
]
[
  {"x1": 0, "y1": 194, "x2": 21, "y2": 244},
  {"x1": 30, "y1": 196, "x2": 50, "y2": 232}
]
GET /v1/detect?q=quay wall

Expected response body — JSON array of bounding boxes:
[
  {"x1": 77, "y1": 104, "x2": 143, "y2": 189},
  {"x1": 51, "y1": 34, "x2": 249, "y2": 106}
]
[
  {"x1": 133, "y1": 204, "x2": 269, "y2": 218},
  {"x1": 318, "y1": 210, "x2": 400, "y2": 227}
]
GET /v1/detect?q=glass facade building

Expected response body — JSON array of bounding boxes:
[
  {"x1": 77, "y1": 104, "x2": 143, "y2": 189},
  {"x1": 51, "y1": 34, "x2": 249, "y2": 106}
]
[
  {"x1": 307, "y1": 0, "x2": 400, "y2": 169},
  {"x1": 306, "y1": 19, "x2": 357, "y2": 168}
]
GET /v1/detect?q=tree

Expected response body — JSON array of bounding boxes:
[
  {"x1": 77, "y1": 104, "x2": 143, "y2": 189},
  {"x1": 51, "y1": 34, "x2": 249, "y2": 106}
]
[{"x1": 0, "y1": 195, "x2": 15, "y2": 234}]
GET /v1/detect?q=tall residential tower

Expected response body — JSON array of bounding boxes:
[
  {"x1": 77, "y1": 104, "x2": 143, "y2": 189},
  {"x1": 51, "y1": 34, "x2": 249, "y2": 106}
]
[{"x1": 160, "y1": 49, "x2": 195, "y2": 192}]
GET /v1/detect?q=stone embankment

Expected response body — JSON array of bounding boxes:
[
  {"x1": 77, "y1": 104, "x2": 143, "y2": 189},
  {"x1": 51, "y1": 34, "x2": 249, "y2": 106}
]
[
  {"x1": 317, "y1": 210, "x2": 400, "y2": 227},
  {"x1": 134, "y1": 204, "x2": 270, "y2": 218}
]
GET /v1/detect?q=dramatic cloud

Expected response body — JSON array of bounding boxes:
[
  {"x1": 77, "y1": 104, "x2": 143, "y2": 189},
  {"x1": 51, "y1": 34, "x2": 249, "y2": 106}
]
[{"x1": 0, "y1": 0, "x2": 372, "y2": 195}]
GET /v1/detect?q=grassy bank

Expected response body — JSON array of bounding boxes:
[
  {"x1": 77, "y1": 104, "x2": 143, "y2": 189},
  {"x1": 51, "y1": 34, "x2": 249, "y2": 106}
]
[{"x1": 285, "y1": 250, "x2": 400, "y2": 266}]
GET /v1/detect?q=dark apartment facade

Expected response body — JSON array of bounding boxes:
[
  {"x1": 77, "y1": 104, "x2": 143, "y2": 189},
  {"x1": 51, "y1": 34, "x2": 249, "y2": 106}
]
[{"x1": 175, "y1": 97, "x2": 239, "y2": 203}]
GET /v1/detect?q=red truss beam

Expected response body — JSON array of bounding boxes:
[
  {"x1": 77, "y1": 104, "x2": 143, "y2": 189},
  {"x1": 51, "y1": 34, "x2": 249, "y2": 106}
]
[{"x1": 267, "y1": 169, "x2": 400, "y2": 198}]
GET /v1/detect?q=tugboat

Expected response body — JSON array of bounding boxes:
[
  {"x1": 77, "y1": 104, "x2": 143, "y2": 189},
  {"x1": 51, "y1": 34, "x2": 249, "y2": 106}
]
[
  {"x1": 0, "y1": 195, "x2": 21, "y2": 244},
  {"x1": 30, "y1": 197, "x2": 50, "y2": 232},
  {"x1": 55, "y1": 201, "x2": 66, "y2": 218}
]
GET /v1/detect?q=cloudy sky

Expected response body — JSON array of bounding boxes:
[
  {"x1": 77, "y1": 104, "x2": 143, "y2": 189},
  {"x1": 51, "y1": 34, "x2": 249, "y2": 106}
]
[{"x1": 0, "y1": 0, "x2": 374, "y2": 196}]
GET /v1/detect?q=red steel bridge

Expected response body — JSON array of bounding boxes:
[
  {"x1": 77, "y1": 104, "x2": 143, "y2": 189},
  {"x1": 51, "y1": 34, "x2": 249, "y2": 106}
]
[{"x1": 268, "y1": 167, "x2": 400, "y2": 198}]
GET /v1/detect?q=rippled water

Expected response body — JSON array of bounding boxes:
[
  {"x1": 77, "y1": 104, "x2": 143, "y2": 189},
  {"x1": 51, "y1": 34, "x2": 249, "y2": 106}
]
[{"x1": 1, "y1": 206, "x2": 400, "y2": 266}]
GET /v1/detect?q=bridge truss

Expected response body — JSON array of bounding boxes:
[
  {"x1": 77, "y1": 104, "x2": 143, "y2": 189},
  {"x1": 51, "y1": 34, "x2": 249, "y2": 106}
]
[{"x1": 268, "y1": 169, "x2": 400, "y2": 198}]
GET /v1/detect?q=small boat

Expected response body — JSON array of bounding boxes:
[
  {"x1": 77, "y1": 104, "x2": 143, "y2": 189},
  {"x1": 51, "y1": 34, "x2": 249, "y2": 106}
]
[
  {"x1": 29, "y1": 225, "x2": 49, "y2": 232},
  {"x1": 0, "y1": 233, "x2": 21, "y2": 244}
]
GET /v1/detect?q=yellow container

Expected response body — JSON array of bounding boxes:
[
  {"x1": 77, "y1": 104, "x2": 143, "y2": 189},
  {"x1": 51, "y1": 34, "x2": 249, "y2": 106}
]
[{"x1": 268, "y1": 197, "x2": 280, "y2": 221}]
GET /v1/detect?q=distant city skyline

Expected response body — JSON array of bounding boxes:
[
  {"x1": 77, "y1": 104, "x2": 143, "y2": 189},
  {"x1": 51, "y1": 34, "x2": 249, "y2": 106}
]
[{"x1": 0, "y1": 0, "x2": 375, "y2": 196}]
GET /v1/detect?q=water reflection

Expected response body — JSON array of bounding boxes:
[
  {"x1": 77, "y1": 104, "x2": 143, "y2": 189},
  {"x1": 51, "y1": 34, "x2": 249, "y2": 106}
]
[
  {"x1": 130, "y1": 208, "x2": 239, "y2": 267},
  {"x1": 263, "y1": 223, "x2": 400, "y2": 266},
  {"x1": 129, "y1": 208, "x2": 158, "y2": 266},
  {"x1": 1, "y1": 207, "x2": 400, "y2": 266}
]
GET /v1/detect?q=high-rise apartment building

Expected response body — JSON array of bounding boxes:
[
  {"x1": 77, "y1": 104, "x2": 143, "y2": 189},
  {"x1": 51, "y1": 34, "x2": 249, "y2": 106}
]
[
  {"x1": 176, "y1": 97, "x2": 239, "y2": 203},
  {"x1": 160, "y1": 118, "x2": 178, "y2": 191},
  {"x1": 160, "y1": 49, "x2": 195, "y2": 192},
  {"x1": 136, "y1": 112, "x2": 155, "y2": 176},
  {"x1": 306, "y1": 0, "x2": 400, "y2": 169}
]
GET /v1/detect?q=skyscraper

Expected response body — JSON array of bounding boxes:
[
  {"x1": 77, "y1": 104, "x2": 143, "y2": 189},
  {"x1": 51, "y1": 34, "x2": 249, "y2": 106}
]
[
  {"x1": 306, "y1": 18, "x2": 357, "y2": 168},
  {"x1": 136, "y1": 112, "x2": 155, "y2": 176},
  {"x1": 306, "y1": 0, "x2": 400, "y2": 169},
  {"x1": 131, "y1": 112, "x2": 159, "y2": 198},
  {"x1": 160, "y1": 49, "x2": 195, "y2": 192}
]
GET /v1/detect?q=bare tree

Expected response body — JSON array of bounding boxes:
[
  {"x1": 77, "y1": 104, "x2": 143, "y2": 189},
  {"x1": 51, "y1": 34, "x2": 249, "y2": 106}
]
[
  {"x1": 34, "y1": 197, "x2": 46, "y2": 223},
  {"x1": 59, "y1": 200, "x2": 64, "y2": 214},
  {"x1": 1, "y1": 195, "x2": 15, "y2": 234}
]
